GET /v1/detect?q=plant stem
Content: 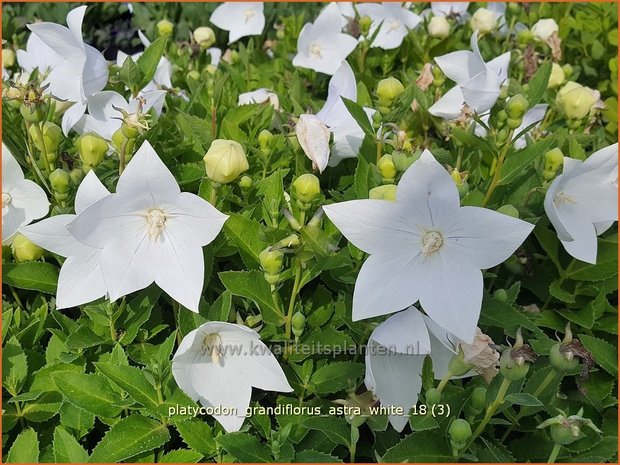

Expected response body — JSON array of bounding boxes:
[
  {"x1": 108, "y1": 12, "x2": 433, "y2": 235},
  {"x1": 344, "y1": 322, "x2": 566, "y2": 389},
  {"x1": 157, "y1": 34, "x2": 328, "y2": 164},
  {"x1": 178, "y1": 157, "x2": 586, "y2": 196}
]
[
  {"x1": 284, "y1": 261, "x2": 302, "y2": 360},
  {"x1": 466, "y1": 378, "x2": 512, "y2": 449},
  {"x1": 172, "y1": 301, "x2": 183, "y2": 345},
  {"x1": 376, "y1": 138, "x2": 383, "y2": 164},
  {"x1": 455, "y1": 147, "x2": 464, "y2": 171},
  {"x1": 32, "y1": 122, "x2": 53, "y2": 175},
  {"x1": 209, "y1": 182, "x2": 220, "y2": 206},
  {"x1": 211, "y1": 106, "x2": 217, "y2": 139},
  {"x1": 482, "y1": 129, "x2": 514, "y2": 207},
  {"x1": 118, "y1": 138, "x2": 128, "y2": 175},
  {"x1": 436, "y1": 370, "x2": 453, "y2": 394},
  {"x1": 547, "y1": 443, "x2": 562, "y2": 463}
]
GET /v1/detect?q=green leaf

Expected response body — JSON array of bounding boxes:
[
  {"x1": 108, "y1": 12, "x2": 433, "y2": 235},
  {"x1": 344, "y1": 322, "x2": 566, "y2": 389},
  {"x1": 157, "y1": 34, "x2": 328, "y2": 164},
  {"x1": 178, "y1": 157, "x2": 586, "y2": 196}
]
[
  {"x1": 505, "y1": 393, "x2": 543, "y2": 407},
  {"x1": 118, "y1": 55, "x2": 142, "y2": 95},
  {"x1": 224, "y1": 213, "x2": 268, "y2": 266},
  {"x1": 304, "y1": 416, "x2": 351, "y2": 447},
  {"x1": 216, "y1": 432, "x2": 273, "y2": 462},
  {"x1": 3, "y1": 336, "x2": 28, "y2": 394},
  {"x1": 341, "y1": 96, "x2": 374, "y2": 139},
  {"x1": 498, "y1": 137, "x2": 556, "y2": 186},
  {"x1": 89, "y1": 415, "x2": 170, "y2": 462},
  {"x1": 136, "y1": 37, "x2": 166, "y2": 89},
  {"x1": 174, "y1": 418, "x2": 217, "y2": 457},
  {"x1": 382, "y1": 430, "x2": 453, "y2": 462},
  {"x1": 294, "y1": 450, "x2": 342, "y2": 463},
  {"x1": 53, "y1": 427, "x2": 89, "y2": 463},
  {"x1": 7, "y1": 427, "x2": 39, "y2": 463},
  {"x1": 52, "y1": 372, "x2": 124, "y2": 418},
  {"x1": 527, "y1": 61, "x2": 553, "y2": 106},
  {"x1": 65, "y1": 326, "x2": 106, "y2": 350},
  {"x1": 580, "y1": 334, "x2": 618, "y2": 375},
  {"x1": 219, "y1": 270, "x2": 285, "y2": 325},
  {"x1": 354, "y1": 157, "x2": 370, "y2": 198},
  {"x1": 94, "y1": 362, "x2": 160, "y2": 408},
  {"x1": 309, "y1": 361, "x2": 364, "y2": 394},
  {"x1": 159, "y1": 449, "x2": 203, "y2": 463},
  {"x1": 549, "y1": 280, "x2": 576, "y2": 303},
  {"x1": 2, "y1": 262, "x2": 59, "y2": 293}
]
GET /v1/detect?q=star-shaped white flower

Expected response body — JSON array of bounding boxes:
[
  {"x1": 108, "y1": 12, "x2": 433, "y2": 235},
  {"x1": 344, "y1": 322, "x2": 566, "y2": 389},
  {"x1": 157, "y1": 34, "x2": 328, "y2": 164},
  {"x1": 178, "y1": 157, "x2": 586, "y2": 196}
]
[
  {"x1": 357, "y1": 2, "x2": 421, "y2": 50},
  {"x1": 117, "y1": 31, "x2": 172, "y2": 93},
  {"x1": 16, "y1": 32, "x2": 61, "y2": 76},
  {"x1": 544, "y1": 143, "x2": 618, "y2": 264},
  {"x1": 73, "y1": 90, "x2": 166, "y2": 140},
  {"x1": 20, "y1": 171, "x2": 109, "y2": 309},
  {"x1": 323, "y1": 150, "x2": 534, "y2": 342},
  {"x1": 429, "y1": 31, "x2": 510, "y2": 119},
  {"x1": 172, "y1": 322, "x2": 292, "y2": 432},
  {"x1": 210, "y1": 2, "x2": 265, "y2": 44},
  {"x1": 28, "y1": 6, "x2": 109, "y2": 135},
  {"x1": 68, "y1": 140, "x2": 229, "y2": 311},
  {"x1": 431, "y1": 2, "x2": 470, "y2": 22},
  {"x1": 238, "y1": 88, "x2": 280, "y2": 110},
  {"x1": 2, "y1": 143, "x2": 49, "y2": 244},
  {"x1": 292, "y1": 3, "x2": 359, "y2": 75},
  {"x1": 366, "y1": 307, "x2": 478, "y2": 431}
]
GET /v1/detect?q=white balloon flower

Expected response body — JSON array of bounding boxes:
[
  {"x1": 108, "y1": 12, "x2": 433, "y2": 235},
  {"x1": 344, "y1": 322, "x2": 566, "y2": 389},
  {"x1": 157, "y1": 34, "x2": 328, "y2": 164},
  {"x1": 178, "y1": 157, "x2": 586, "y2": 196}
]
[
  {"x1": 28, "y1": 6, "x2": 109, "y2": 135},
  {"x1": 544, "y1": 143, "x2": 618, "y2": 264},
  {"x1": 292, "y1": 3, "x2": 358, "y2": 75},
  {"x1": 429, "y1": 30, "x2": 511, "y2": 120},
  {"x1": 357, "y1": 2, "x2": 421, "y2": 50},
  {"x1": 20, "y1": 171, "x2": 109, "y2": 309},
  {"x1": 172, "y1": 322, "x2": 292, "y2": 432},
  {"x1": 2, "y1": 143, "x2": 49, "y2": 244},
  {"x1": 210, "y1": 2, "x2": 266, "y2": 44},
  {"x1": 323, "y1": 150, "x2": 534, "y2": 343},
  {"x1": 67, "y1": 140, "x2": 229, "y2": 311}
]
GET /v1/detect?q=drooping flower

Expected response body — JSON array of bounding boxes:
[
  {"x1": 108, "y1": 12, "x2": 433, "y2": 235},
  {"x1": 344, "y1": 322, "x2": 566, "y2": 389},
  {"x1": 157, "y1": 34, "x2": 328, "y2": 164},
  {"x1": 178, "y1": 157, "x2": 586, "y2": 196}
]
[
  {"x1": 238, "y1": 88, "x2": 280, "y2": 109},
  {"x1": 2, "y1": 143, "x2": 49, "y2": 244},
  {"x1": 68, "y1": 140, "x2": 229, "y2": 311},
  {"x1": 117, "y1": 31, "x2": 172, "y2": 93},
  {"x1": 544, "y1": 143, "x2": 618, "y2": 264},
  {"x1": 323, "y1": 150, "x2": 534, "y2": 342},
  {"x1": 73, "y1": 90, "x2": 166, "y2": 140},
  {"x1": 365, "y1": 307, "x2": 495, "y2": 431},
  {"x1": 429, "y1": 31, "x2": 510, "y2": 119},
  {"x1": 210, "y1": 2, "x2": 265, "y2": 44},
  {"x1": 28, "y1": 6, "x2": 109, "y2": 135},
  {"x1": 16, "y1": 32, "x2": 61, "y2": 76},
  {"x1": 172, "y1": 321, "x2": 292, "y2": 432},
  {"x1": 357, "y1": 2, "x2": 421, "y2": 50},
  {"x1": 20, "y1": 171, "x2": 109, "y2": 308},
  {"x1": 292, "y1": 3, "x2": 358, "y2": 75}
]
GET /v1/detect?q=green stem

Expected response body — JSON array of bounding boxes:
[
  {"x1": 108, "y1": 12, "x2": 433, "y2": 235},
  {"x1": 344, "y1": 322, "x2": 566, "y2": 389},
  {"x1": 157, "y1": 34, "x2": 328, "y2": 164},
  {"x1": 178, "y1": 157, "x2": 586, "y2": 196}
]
[
  {"x1": 436, "y1": 370, "x2": 453, "y2": 394},
  {"x1": 376, "y1": 138, "x2": 383, "y2": 164},
  {"x1": 455, "y1": 147, "x2": 464, "y2": 171},
  {"x1": 284, "y1": 261, "x2": 303, "y2": 359},
  {"x1": 211, "y1": 106, "x2": 217, "y2": 139},
  {"x1": 119, "y1": 138, "x2": 129, "y2": 175},
  {"x1": 209, "y1": 182, "x2": 220, "y2": 206},
  {"x1": 542, "y1": 259, "x2": 575, "y2": 310},
  {"x1": 547, "y1": 443, "x2": 562, "y2": 463},
  {"x1": 482, "y1": 129, "x2": 514, "y2": 207},
  {"x1": 466, "y1": 378, "x2": 512, "y2": 449},
  {"x1": 172, "y1": 301, "x2": 183, "y2": 345},
  {"x1": 32, "y1": 122, "x2": 53, "y2": 175},
  {"x1": 9, "y1": 287, "x2": 24, "y2": 310}
]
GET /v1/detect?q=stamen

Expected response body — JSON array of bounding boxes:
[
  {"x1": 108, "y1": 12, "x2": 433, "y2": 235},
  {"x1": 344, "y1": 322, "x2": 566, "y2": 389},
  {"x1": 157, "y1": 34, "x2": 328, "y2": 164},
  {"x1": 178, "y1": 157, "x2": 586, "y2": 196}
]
[
  {"x1": 145, "y1": 208, "x2": 167, "y2": 240},
  {"x1": 2, "y1": 193, "x2": 12, "y2": 208},
  {"x1": 422, "y1": 231, "x2": 443, "y2": 255}
]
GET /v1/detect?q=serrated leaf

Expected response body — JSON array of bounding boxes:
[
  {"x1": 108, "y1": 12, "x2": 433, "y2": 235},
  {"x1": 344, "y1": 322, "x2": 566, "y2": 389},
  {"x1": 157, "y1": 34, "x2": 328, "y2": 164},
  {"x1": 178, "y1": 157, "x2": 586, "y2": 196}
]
[
  {"x1": 294, "y1": 449, "x2": 343, "y2": 462},
  {"x1": 2, "y1": 262, "x2": 59, "y2": 293},
  {"x1": 7, "y1": 427, "x2": 39, "y2": 463},
  {"x1": 309, "y1": 361, "x2": 364, "y2": 394},
  {"x1": 52, "y1": 372, "x2": 124, "y2": 418},
  {"x1": 580, "y1": 334, "x2": 618, "y2": 375},
  {"x1": 94, "y1": 362, "x2": 160, "y2": 408},
  {"x1": 174, "y1": 418, "x2": 217, "y2": 457},
  {"x1": 505, "y1": 392, "x2": 543, "y2": 407},
  {"x1": 2, "y1": 336, "x2": 28, "y2": 394},
  {"x1": 216, "y1": 432, "x2": 272, "y2": 462},
  {"x1": 304, "y1": 416, "x2": 351, "y2": 447},
  {"x1": 382, "y1": 430, "x2": 453, "y2": 462},
  {"x1": 498, "y1": 137, "x2": 556, "y2": 186},
  {"x1": 53, "y1": 427, "x2": 88, "y2": 463},
  {"x1": 159, "y1": 449, "x2": 203, "y2": 463},
  {"x1": 89, "y1": 415, "x2": 170, "y2": 462},
  {"x1": 224, "y1": 213, "x2": 267, "y2": 266}
]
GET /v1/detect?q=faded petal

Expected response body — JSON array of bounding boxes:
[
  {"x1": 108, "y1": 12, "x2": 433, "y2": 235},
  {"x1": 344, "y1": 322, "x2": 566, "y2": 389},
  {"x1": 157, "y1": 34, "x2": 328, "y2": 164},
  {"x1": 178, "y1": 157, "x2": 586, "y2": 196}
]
[{"x1": 296, "y1": 114, "x2": 331, "y2": 172}]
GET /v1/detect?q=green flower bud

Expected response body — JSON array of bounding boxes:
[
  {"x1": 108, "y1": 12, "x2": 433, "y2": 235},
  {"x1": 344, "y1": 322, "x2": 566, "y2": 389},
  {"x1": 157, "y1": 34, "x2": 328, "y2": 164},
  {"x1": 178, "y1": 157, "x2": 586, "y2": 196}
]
[
  {"x1": 292, "y1": 173, "x2": 321, "y2": 206},
  {"x1": 506, "y1": 94, "x2": 529, "y2": 119},
  {"x1": 204, "y1": 139, "x2": 249, "y2": 184},
  {"x1": 157, "y1": 19, "x2": 174, "y2": 37},
  {"x1": 470, "y1": 386, "x2": 487, "y2": 411},
  {"x1": 187, "y1": 70, "x2": 200, "y2": 81},
  {"x1": 426, "y1": 387, "x2": 441, "y2": 405},
  {"x1": 557, "y1": 82, "x2": 597, "y2": 120},
  {"x1": 28, "y1": 121, "x2": 62, "y2": 155},
  {"x1": 359, "y1": 15, "x2": 372, "y2": 35},
  {"x1": 448, "y1": 348, "x2": 473, "y2": 376},
  {"x1": 507, "y1": 117, "x2": 522, "y2": 129},
  {"x1": 538, "y1": 408, "x2": 602, "y2": 445},
  {"x1": 11, "y1": 234, "x2": 44, "y2": 262},
  {"x1": 377, "y1": 155, "x2": 397, "y2": 182},
  {"x1": 497, "y1": 109, "x2": 508, "y2": 123},
  {"x1": 550, "y1": 423, "x2": 579, "y2": 445},
  {"x1": 292, "y1": 311, "x2": 306, "y2": 338},
  {"x1": 259, "y1": 247, "x2": 284, "y2": 276},
  {"x1": 494, "y1": 288, "x2": 508, "y2": 301},
  {"x1": 392, "y1": 149, "x2": 420, "y2": 172},
  {"x1": 20, "y1": 102, "x2": 47, "y2": 123},
  {"x1": 77, "y1": 133, "x2": 108, "y2": 171},
  {"x1": 548, "y1": 63, "x2": 565, "y2": 89},
  {"x1": 258, "y1": 129, "x2": 274, "y2": 152},
  {"x1": 193, "y1": 26, "x2": 216, "y2": 49},
  {"x1": 542, "y1": 168, "x2": 557, "y2": 180},
  {"x1": 376, "y1": 77, "x2": 405, "y2": 107},
  {"x1": 69, "y1": 168, "x2": 85, "y2": 186},
  {"x1": 239, "y1": 175, "x2": 253, "y2": 189},
  {"x1": 2, "y1": 48, "x2": 16, "y2": 68},
  {"x1": 544, "y1": 148, "x2": 564, "y2": 172},
  {"x1": 562, "y1": 64, "x2": 573, "y2": 79},
  {"x1": 449, "y1": 419, "x2": 472, "y2": 443},
  {"x1": 49, "y1": 168, "x2": 71, "y2": 194},
  {"x1": 500, "y1": 332, "x2": 534, "y2": 381},
  {"x1": 276, "y1": 28, "x2": 285, "y2": 40},
  {"x1": 497, "y1": 204, "x2": 520, "y2": 218},
  {"x1": 112, "y1": 128, "x2": 136, "y2": 158},
  {"x1": 369, "y1": 184, "x2": 397, "y2": 201},
  {"x1": 499, "y1": 85, "x2": 509, "y2": 100}
]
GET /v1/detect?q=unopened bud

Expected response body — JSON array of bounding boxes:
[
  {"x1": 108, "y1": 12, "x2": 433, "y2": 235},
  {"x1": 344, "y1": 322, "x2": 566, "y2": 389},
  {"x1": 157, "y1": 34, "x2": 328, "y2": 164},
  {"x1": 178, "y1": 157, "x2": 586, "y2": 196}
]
[
  {"x1": 292, "y1": 173, "x2": 320, "y2": 208},
  {"x1": 49, "y1": 168, "x2": 71, "y2": 194},
  {"x1": 292, "y1": 311, "x2": 306, "y2": 338},
  {"x1": 544, "y1": 148, "x2": 564, "y2": 172},
  {"x1": 204, "y1": 139, "x2": 249, "y2": 184},
  {"x1": 193, "y1": 26, "x2": 216, "y2": 49},
  {"x1": 449, "y1": 419, "x2": 472, "y2": 446},
  {"x1": 548, "y1": 63, "x2": 565, "y2": 89},
  {"x1": 157, "y1": 19, "x2": 174, "y2": 37},
  {"x1": 377, "y1": 155, "x2": 397, "y2": 182},
  {"x1": 376, "y1": 77, "x2": 405, "y2": 107},
  {"x1": 359, "y1": 16, "x2": 372, "y2": 35},
  {"x1": 428, "y1": 16, "x2": 450, "y2": 39},
  {"x1": 239, "y1": 175, "x2": 253, "y2": 189},
  {"x1": 77, "y1": 133, "x2": 108, "y2": 171},
  {"x1": 259, "y1": 247, "x2": 284, "y2": 276},
  {"x1": 470, "y1": 8, "x2": 497, "y2": 34},
  {"x1": 369, "y1": 184, "x2": 397, "y2": 201},
  {"x1": 506, "y1": 94, "x2": 529, "y2": 119},
  {"x1": 69, "y1": 168, "x2": 85, "y2": 186},
  {"x1": 12, "y1": 234, "x2": 44, "y2": 262},
  {"x1": 392, "y1": 149, "x2": 420, "y2": 172},
  {"x1": 258, "y1": 129, "x2": 274, "y2": 152},
  {"x1": 2, "y1": 48, "x2": 16, "y2": 68},
  {"x1": 28, "y1": 122, "x2": 62, "y2": 155},
  {"x1": 557, "y1": 82, "x2": 597, "y2": 120}
]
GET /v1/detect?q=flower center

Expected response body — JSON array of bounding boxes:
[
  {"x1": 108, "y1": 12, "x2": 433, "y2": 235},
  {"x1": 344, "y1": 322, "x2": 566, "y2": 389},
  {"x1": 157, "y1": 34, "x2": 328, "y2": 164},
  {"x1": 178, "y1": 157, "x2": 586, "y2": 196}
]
[
  {"x1": 422, "y1": 231, "x2": 443, "y2": 255},
  {"x1": 244, "y1": 8, "x2": 256, "y2": 23},
  {"x1": 553, "y1": 191, "x2": 576, "y2": 207},
  {"x1": 2, "y1": 193, "x2": 12, "y2": 208},
  {"x1": 145, "y1": 208, "x2": 168, "y2": 241},
  {"x1": 202, "y1": 333, "x2": 223, "y2": 364},
  {"x1": 386, "y1": 20, "x2": 401, "y2": 32},
  {"x1": 310, "y1": 42, "x2": 323, "y2": 59}
]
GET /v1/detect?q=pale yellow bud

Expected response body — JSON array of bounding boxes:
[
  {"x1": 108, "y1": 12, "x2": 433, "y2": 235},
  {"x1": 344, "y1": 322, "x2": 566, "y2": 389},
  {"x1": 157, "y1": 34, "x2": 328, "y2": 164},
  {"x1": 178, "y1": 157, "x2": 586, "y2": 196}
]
[{"x1": 203, "y1": 139, "x2": 249, "y2": 184}]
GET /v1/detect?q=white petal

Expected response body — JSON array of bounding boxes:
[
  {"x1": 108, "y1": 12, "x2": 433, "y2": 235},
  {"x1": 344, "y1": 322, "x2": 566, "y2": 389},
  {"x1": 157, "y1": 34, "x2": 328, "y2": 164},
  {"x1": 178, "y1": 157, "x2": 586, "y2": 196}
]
[
  {"x1": 2, "y1": 144, "x2": 25, "y2": 189},
  {"x1": 558, "y1": 209, "x2": 599, "y2": 264},
  {"x1": 595, "y1": 220, "x2": 614, "y2": 236},
  {"x1": 428, "y1": 86, "x2": 466, "y2": 120},
  {"x1": 116, "y1": 140, "x2": 181, "y2": 202},
  {"x1": 56, "y1": 250, "x2": 106, "y2": 309},
  {"x1": 317, "y1": 61, "x2": 357, "y2": 123},
  {"x1": 82, "y1": 44, "x2": 109, "y2": 96},
  {"x1": 370, "y1": 307, "x2": 431, "y2": 355},
  {"x1": 365, "y1": 340, "x2": 424, "y2": 432},
  {"x1": 352, "y1": 252, "x2": 424, "y2": 321},
  {"x1": 323, "y1": 199, "x2": 418, "y2": 255},
  {"x1": 296, "y1": 114, "x2": 331, "y2": 172},
  {"x1": 19, "y1": 214, "x2": 86, "y2": 257},
  {"x1": 461, "y1": 71, "x2": 502, "y2": 114},
  {"x1": 62, "y1": 101, "x2": 87, "y2": 135},
  {"x1": 75, "y1": 170, "x2": 110, "y2": 214},
  {"x1": 486, "y1": 51, "x2": 511, "y2": 83},
  {"x1": 163, "y1": 192, "x2": 228, "y2": 246},
  {"x1": 9, "y1": 180, "x2": 50, "y2": 223},
  {"x1": 434, "y1": 50, "x2": 484, "y2": 85},
  {"x1": 447, "y1": 206, "x2": 534, "y2": 269},
  {"x1": 2, "y1": 207, "x2": 25, "y2": 243}
]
